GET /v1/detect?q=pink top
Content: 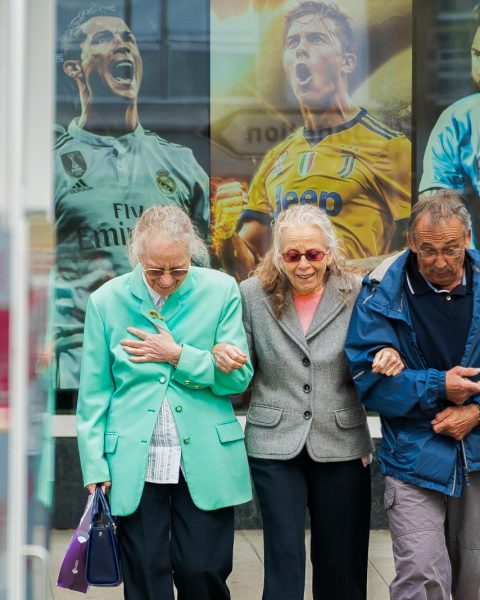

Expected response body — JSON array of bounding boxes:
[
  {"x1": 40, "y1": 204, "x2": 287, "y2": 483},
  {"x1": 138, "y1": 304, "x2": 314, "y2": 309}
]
[{"x1": 293, "y1": 289, "x2": 324, "y2": 335}]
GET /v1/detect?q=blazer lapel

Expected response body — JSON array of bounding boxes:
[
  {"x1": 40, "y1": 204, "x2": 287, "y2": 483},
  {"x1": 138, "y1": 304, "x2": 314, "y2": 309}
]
[
  {"x1": 161, "y1": 272, "x2": 193, "y2": 321},
  {"x1": 129, "y1": 264, "x2": 171, "y2": 331},
  {"x1": 262, "y1": 292, "x2": 309, "y2": 353},
  {"x1": 306, "y1": 276, "x2": 346, "y2": 340}
]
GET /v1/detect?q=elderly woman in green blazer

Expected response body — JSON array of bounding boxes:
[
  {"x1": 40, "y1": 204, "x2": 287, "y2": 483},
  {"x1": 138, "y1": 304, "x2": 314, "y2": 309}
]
[{"x1": 76, "y1": 205, "x2": 253, "y2": 600}]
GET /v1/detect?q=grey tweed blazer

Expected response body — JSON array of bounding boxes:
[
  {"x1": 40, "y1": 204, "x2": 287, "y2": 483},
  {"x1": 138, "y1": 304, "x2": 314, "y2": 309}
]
[{"x1": 240, "y1": 273, "x2": 373, "y2": 461}]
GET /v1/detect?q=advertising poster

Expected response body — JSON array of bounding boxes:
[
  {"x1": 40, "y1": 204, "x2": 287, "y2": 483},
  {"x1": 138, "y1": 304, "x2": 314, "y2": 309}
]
[
  {"x1": 210, "y1": 0, "x2": 413, "y2": 279},
  {"x1": 53, "y1": 0, "x2": 210, "y2": 396},
  {"x1": 415, "y1": 0, "x2": 480, "y2": 244}
]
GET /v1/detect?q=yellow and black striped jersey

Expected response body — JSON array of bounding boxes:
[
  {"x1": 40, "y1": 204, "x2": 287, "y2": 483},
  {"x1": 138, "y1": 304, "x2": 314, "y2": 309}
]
[{"x1": 241, "y1": 108, "x2": 411, "y2": 258}]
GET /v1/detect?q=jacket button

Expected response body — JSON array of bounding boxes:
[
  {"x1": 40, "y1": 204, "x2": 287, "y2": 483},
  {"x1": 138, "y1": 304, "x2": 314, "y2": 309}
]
[
  {"x1": 175, "y1": 406, "x2": 183, "y2": 412},
  {"x1": 303, "y1": 384, "x2": 311, "y2": 393},
  {"x1": 149, "y1": 310, "x2": 158, "y2": 319},
  {"x1": 302, "y1": 357, "x2": 311, "y2": 367},
  {"x1": 304, "y1": 410, "x2": 312, "y2": 420},
  {"x1": 183, "y1": 437, "x2": 191, "y2": 444},
  {"x1": 159, "y1": 376, "x2": 166, "y2": 384}
]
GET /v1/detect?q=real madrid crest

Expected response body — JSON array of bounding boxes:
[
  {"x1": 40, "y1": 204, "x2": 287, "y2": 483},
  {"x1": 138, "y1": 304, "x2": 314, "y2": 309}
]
[
  {"x1": 61, "y1": 151, "x2": 87, "y2": 179},
  {"x1": 156, "y1": 171, "x2": 177, "y2": 194}
]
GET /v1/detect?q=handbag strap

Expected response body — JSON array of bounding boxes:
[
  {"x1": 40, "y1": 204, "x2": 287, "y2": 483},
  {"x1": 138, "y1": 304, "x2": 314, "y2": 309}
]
[{"x1": 91, "y1": 485, "x2": 113, "y2": 522}]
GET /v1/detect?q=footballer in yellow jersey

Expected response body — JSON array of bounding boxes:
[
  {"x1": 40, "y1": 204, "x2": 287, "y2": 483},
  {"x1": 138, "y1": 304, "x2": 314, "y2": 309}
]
[
  {"x1": 213, "y1": 1, "x2": 412, "y2": 279},
  {"x1": 243, "y1": 108, "x2": 411, "y2": 258}
]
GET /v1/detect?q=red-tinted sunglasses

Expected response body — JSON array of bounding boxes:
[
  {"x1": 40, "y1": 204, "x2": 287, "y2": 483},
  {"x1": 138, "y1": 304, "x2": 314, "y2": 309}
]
[{"x1": 281, "y1": 249, "x2": 328, "y2": 263}]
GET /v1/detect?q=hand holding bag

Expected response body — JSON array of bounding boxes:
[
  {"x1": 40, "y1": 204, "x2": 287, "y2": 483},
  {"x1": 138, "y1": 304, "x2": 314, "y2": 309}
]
[{"x1": 85, "y1": 485, "x2": 122, "y2": 587}]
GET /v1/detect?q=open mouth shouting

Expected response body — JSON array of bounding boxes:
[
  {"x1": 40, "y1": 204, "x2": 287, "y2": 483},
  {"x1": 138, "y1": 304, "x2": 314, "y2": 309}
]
[
  {"x1": 111, "y1": 59, "x2": 135, "y2": 85},
  {"x1": 296, "y1": 63, "x2": 312, "y2": 87}
]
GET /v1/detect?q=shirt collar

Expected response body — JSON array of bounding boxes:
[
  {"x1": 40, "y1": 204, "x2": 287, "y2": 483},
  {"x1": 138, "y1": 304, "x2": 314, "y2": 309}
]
[
  {"x1": 405, "y1": 252, "x2": 471, "y2": 297},
  {"x1": 67, "y1": 118, "x2": 145, "y2": 147},
  {"x1": 142, "y1": 271, "x2": 166, "y2": 308}
]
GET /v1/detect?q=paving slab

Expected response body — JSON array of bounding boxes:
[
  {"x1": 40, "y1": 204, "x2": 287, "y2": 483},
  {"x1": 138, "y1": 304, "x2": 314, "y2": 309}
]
[{"x1": 50, "y1": 529, "x2": 394, "y2": 599}]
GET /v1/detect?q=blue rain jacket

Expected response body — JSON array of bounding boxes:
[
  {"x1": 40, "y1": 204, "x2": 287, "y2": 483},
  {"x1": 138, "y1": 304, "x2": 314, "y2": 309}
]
[{"x1": 345, "y1": 249, "x2": 480, "y2": 496}]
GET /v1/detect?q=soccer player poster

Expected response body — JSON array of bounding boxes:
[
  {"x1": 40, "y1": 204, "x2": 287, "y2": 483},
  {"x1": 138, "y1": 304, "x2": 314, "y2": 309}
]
[
  {"x1": 417, "y1": 0, "x2": 480, "y2": 246},
  {"x1": 211, "y1": 0, "x2": 412, "y2": 280},
  {"x1": 53, "y1": 1, "x2": 210, "y2": 400}
]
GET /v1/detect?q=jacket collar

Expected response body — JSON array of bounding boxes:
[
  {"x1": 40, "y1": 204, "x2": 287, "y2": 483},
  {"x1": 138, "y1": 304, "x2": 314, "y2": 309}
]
[
  {"x1": 262, "y1": 272, "x2": 353, "y2": 351},
  {"x1": 129, "y1": 263, "x2": 194, "y2": 327},
  {"x1": 366, "y1": 248, "x2": 480, "y2": 319}
]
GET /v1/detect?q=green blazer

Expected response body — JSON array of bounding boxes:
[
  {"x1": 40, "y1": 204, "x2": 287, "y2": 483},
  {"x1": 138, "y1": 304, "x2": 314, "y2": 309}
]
[{"x1": 76, "y1": 265, "x2": 253, "y2": 516}]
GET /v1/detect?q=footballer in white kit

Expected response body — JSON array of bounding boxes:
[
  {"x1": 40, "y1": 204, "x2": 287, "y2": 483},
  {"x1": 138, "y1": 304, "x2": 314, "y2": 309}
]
[{"x1": 54, "y1": 6, "x2": 209, "y2": 389}]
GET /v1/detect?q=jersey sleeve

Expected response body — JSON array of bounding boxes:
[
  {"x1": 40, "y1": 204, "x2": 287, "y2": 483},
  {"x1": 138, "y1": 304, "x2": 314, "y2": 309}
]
[
  {"x1": 419, "y1": 110, "x2": 465, "y2": 193},
  {"x1": 241, "y1": 150, "x2": 276, "y2": 224},
  {"x1": 186, "y1": 149, "x2": 211, "y2": 244},
  {"x1": 373, "y1": 134, "x2": 412, "y2": 222}
]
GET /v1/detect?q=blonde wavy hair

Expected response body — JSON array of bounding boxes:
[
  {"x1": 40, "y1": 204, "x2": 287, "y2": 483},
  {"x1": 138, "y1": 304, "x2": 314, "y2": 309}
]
[{"x1": 254, "y1": 205, "x2": 357, "y2": 317}]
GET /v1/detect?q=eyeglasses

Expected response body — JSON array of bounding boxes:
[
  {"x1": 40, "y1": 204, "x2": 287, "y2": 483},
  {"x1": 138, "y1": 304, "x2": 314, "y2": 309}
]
[
  {"x1": 281, "y1": 249, "x2": 329, "y2": 263},
  {"x1": 416, "y1": 247, "x2": 465, "y2": 262},
  {"x1": 143, "y1": 267, "x2": 190, "y2": 278}
]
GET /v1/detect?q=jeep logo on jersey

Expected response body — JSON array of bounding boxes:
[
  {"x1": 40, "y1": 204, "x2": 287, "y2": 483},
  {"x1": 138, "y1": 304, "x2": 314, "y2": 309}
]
[
  {"x1": 61, "y1": 151, "x2": 87, "y2": 179},
  {"x1": 156, "y1": 171, "x2": 177, "y2": 194}
]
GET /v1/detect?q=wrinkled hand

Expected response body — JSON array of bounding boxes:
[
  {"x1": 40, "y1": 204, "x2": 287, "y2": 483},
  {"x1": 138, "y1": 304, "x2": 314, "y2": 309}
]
[
  {"x1": 371, "y1": 347, "x2": 404, "y2": 376},
  {"x1": 121, "y1": 326, "x2": 182, "y2": 365},
  {"x1": 431, "y1": 405, "x2": 480, "y2": 440},
  {"x1": 445, "y1": 366, "x2": 480, "y2": 405},
  {"x1": 212, "y1": 343, "x2": 247, "y2": 373},
  {"x1": 212, "y1": 181, "x2": 247, "y2": 244},
  {"x1": 86, "y1": 481, "x2": 111, "y2": 496}
]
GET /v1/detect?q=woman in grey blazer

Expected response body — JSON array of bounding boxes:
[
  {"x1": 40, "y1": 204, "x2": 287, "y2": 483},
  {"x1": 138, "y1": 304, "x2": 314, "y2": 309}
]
[{"x1": 215, "y1": 205, "x2": 402, "y2": 600}]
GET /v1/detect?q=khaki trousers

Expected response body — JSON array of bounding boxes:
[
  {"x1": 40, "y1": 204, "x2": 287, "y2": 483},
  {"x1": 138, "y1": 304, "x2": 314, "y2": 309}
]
[{"x1": 385, "y1": 473, "x2": 480, "y2": 600}]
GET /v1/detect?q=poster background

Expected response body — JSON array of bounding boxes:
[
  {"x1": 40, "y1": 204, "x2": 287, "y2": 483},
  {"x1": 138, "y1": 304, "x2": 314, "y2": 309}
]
[
  {"x1": 55, "y1": 0, "x2": 210, "y2": 171},
  {"x1": 414, "y1": 0, "x2": 479, "y2": 186},
  {"x1": 210, "y1": 0, "x2": 413, "y2": 266},
  {"x1": 211, "y1": 0, "x2": 412, "y2": 180},
  {"x1": 53, "y1": 0, "x2": 211, "y2": 407},
  {"x1": 414, "y1": 0, "x2": 480, "y2": 250}
]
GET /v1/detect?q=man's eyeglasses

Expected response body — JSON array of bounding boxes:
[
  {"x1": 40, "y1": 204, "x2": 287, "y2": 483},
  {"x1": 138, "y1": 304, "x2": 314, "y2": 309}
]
[
  {"x1": 416, "y1": 247, "x2": 465, "y2": 262},
  {"x1": 281, "y1": 249, "x2": 329, "y2": 263},
  {"x1": 143, "y1": 267, "x2": 190, "y2": 279}
]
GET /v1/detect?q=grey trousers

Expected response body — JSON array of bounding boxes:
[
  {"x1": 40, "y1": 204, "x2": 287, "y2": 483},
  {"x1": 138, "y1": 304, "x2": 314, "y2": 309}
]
[{"x1": 384, "y1": 473, "x2": 480, "y2": 600}]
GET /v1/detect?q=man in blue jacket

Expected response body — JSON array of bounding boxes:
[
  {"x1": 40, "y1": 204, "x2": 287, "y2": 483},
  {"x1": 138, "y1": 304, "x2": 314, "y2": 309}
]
[{"x1": 346, "y1": 190, "x2": 480, "y2": 600}]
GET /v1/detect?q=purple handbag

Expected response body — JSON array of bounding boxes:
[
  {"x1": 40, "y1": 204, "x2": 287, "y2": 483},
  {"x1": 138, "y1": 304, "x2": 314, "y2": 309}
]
[{"x1": 56, "y1": 493, "x2": 94, "y2": 594}]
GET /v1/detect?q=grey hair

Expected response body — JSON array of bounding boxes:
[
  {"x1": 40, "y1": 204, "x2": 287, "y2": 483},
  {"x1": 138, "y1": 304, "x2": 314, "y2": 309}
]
[
  {"x1": 408, "y1": 190, "x2": 471, "y2": 244},
  {"x1": 254, "y1": 204, "x2": 357, "y2": 316},
  {"x1": 272, "y1": 204, "x2": 343, "y2": 272},
  {"x1": 128, "y1": 205, "x2": 210, "y2": 267}
]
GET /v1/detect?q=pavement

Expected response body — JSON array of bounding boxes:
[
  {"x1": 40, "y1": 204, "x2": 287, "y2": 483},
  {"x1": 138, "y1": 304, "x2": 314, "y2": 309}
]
[{"x1": 50, "y1": 529, "x2": 395, "y2": 599}]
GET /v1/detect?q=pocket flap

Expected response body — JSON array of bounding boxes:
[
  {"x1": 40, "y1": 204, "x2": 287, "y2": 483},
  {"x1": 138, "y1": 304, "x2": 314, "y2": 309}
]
[
  {"x1": 334, "y1": 404, "x2": 367, "y2": 429},
  {"x1": 384, "y1": 487, "x2": 395, "y2": 511},
  {"x1": 216, "y1": 420, "x2": 245, "y2": 444},
  {"x1": 246, "y1": 405, "x2": 283, "y2": 427},
  {"x1": 104, "y1": 433, "x2": 119, "y2": 454}
]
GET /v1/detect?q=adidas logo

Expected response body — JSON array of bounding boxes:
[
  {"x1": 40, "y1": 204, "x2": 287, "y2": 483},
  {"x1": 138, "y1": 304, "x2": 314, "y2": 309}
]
[{"x1": 69, "y1": 178, "x2": 92, "y2": 194}]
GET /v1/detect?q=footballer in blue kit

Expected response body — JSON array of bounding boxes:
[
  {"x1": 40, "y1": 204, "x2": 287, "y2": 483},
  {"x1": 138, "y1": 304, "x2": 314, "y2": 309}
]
[
  {"x1": 54, "y1": 6, "x2": 209, "y2": 389},
  {"x1": 420, "y1": 11, "x2": 480, "y2": 246},
  {"x1": 420, "y1": 93, "x2": 480, "y2": 201}
]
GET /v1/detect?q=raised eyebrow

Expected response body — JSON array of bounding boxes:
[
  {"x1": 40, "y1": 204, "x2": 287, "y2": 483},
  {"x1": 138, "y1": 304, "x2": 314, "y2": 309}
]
[
  {"x1": 419, "y1": 239, "x2": 459, "y2": 249},
  {"x1": 306, "y1": 31, "x2": 330, "y2": 41},
  {"x1": 122, "y1": 30, "x2": 136, "y2": 42},
  {"x1": 91, "y1": 29, "x2": 114, "y2": 42},
  {"x1": 286, "y1": 33, "x2": 300, "y2": 44}
]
